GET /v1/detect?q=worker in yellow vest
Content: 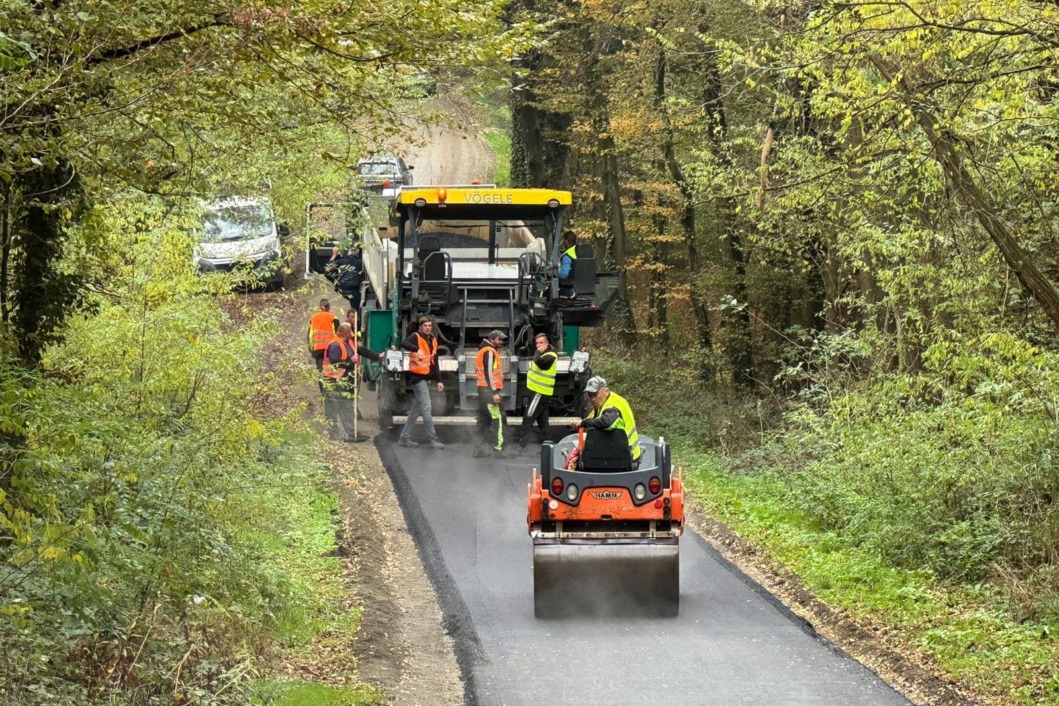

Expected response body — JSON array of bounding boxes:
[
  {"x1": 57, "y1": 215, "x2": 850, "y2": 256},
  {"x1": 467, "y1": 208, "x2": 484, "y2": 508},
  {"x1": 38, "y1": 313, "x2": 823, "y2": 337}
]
[
  {"x1": 570, "y1": 375, "x2": 641, "y2": 467},
  {"x1": 557, "y1": 230, "x2": 578, "y2": 297},
  {"x1": 519, "y1": 332, "x2": 558, "y2": 447}
]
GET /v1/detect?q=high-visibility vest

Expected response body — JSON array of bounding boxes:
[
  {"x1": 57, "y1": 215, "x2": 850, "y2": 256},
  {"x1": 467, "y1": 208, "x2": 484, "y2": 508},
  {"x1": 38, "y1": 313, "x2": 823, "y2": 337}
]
[
  {"x1": 526, "y1": 350, "x2": 557, "y2": 396},
  {"x1": 563, "y1": 245, "x2": 580, "y2": 283},
  {"x1": 589, "y1": 391, "x2": 641, "y2": 461},
  {"x1": 322, "y1": 337, "x2": 356, "y2": 380},
  {"x1": 475, "y1": 345, "x2": 505, "y2": 390},
  {"x1": 408, "y1": 333, "x2": 437, "y2": 376},
  {"x1": 309, "y1": 311, "x2": 338, "y2": 351}
]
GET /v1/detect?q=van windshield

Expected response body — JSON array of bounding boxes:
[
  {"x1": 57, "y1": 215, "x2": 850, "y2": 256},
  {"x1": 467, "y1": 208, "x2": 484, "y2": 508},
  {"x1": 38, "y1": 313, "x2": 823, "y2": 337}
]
[
  {"x1": 203, "y1": 203, "x2": 272, "y2": 242},
  {"x1": 359, "y1": 162, "x2": 397, "y2": 176}
]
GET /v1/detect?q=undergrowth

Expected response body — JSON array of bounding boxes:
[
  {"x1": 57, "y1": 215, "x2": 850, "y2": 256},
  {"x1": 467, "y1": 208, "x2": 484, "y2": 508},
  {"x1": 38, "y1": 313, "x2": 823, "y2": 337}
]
[
  {"x1": 0, "y1": 199, "x2": 376, "y2": 704},
  {"x1": 592, "y1": 331, "x2": 1059, "y2": 704}
]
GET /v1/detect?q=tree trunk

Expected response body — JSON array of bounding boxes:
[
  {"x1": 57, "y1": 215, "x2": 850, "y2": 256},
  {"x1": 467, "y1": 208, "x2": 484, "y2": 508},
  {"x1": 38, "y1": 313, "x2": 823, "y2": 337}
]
[
  {"x1": 1, "y1": 180, "x2": 11, "y2": 324},
  {"x1": 511, "y1": 50, "x2": 546, "y2": 188},
  {"x1": 650, "y1": 210, "x2": 670, "y2": 345},
  {"x1": 586, "y1": 39, "x2": 635, "y2": 335},
  {"x1": 13, "y1": 157, "x2": 84, "y2": 367},
  {"x1": 700, "y1": 24, "x2": 754, "y2": 388},
  {"x1": 654, "y1": 42, "x2": 711, "y2": 357},
  {"x1": 872, "y1": 56, "x2": 1059, "y2": 329}
]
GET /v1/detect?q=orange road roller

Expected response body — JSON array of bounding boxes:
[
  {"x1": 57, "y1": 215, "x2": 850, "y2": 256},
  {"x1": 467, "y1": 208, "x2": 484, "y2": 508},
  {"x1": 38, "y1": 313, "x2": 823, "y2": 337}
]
[{"x1": 527, "y1": 428, "x2": 684, "y2": 618}]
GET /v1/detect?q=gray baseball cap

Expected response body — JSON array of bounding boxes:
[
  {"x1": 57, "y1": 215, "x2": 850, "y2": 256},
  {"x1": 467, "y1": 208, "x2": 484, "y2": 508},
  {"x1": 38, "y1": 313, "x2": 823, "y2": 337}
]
[
  {"x1": 485, "y1": 329, "x2": 508, "y2": 341},
  {"x1": 584, "y1": 376, "x2": 607, "y2": 393}
]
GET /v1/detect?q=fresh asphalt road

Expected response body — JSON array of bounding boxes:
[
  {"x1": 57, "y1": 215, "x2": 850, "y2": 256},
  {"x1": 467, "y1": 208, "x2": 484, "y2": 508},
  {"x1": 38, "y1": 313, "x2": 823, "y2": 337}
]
[{"x1": 377, "y1": 432, "x2": 910, "y2": 706}]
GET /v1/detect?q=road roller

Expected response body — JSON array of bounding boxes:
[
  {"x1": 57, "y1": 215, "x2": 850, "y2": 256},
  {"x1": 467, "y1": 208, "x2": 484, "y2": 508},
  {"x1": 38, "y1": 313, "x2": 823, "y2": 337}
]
[{"x1": 527, "y1": 428, "x2": 684, "y2": 618}]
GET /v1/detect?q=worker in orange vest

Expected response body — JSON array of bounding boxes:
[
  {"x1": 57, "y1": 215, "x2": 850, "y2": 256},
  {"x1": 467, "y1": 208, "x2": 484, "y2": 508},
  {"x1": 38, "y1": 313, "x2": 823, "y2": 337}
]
[
  {"x1": 308, "y1": 298, "x2": 339, "y2": 372},
  {"x1": 473, "y1": 329, "x2": 508, "y2": 458},
  {"x1": 397, "y1": 315, "x2": 445, "y2": 449},
  {"x1": 322, "y1": 322, "x2": 360, "y2": 441}
]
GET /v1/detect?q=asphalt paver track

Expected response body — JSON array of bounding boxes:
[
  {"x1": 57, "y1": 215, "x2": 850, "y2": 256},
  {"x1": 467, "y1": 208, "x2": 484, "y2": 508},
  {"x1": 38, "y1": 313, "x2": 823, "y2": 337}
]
[{"x1": 376, "y1": 432, "x2": 911, "y2": 706}]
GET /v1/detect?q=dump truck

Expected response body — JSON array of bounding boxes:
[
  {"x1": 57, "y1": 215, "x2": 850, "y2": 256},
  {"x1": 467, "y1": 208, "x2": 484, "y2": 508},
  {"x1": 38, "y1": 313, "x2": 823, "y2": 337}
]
[
  {"x1": 346, "y1": 185, "x2": 620, "y2": 427},
  {"x1": 528, "y1": 429, "x2": 684, "y2": 618}
]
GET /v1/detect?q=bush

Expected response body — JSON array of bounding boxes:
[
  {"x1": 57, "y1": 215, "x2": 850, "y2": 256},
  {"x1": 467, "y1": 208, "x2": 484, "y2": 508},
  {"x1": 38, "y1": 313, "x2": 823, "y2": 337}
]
[
  {"x1": 0, "y1": 201, "x2": 342, "y2": 704},
  {"x1": 782, "y1": 333, "x2": 1059, "y2": 618}
]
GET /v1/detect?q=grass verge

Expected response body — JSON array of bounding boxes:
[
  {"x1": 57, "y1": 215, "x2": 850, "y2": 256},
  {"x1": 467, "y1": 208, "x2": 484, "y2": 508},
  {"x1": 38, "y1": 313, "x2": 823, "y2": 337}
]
[
  {"x1": 253, "y1": 680, "x2": 382, "y2": 706},
  {"x1": 246, "y1": 445, "x2": 384, "y2": 705}
]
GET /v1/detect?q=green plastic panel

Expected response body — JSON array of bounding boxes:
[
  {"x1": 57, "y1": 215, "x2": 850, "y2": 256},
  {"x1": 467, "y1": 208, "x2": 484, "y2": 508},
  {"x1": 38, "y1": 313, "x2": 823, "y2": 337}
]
[
  {"x1": 367, "y1": 308, "x2": 396, "y2": 352},
  {"x1": 563, "y1": 325, "x2": 580, "y2": 355}
]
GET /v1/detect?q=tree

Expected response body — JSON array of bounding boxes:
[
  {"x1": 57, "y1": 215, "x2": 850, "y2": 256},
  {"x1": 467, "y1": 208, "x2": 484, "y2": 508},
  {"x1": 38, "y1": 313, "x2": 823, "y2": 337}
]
[{"x1": 0, "y1": 0, "x2": 515, "y2": 366}]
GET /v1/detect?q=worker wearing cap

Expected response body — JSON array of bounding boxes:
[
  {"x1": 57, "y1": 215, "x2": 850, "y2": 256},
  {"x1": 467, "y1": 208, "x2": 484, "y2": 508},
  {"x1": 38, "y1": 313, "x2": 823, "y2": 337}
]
[
  {"x1": 328, "y1": 244, "x2": 364, "y2": 314},
  {"x1": 570, "y1": 376, "x2": 641, "y2": 466},
  {"x1": 474, "y1": 329, "x2": 508, "y2": 457}
]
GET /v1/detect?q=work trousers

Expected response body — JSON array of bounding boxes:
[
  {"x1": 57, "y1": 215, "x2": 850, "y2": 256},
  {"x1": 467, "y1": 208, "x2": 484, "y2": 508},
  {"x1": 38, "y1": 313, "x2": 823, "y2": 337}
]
[
  {"x1": 324, "y1": 389, "x2": 357, "y2": 440},
  {"x1": 521, "y1": 392, "x2": 550, "y2": 441},
  {"x1": 401, "y1": 379, "x2": 439, "y2": 442},
  {"x1": 340, "y1": 287, "x2": 361, "y2": 317},
  {"x1": 477, "y1": 387, "x2": 506, "y2": 451}
]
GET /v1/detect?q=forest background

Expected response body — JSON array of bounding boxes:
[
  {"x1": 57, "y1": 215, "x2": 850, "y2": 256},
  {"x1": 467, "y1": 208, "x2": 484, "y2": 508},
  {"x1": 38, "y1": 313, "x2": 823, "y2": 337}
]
[{"x1": 1, "y1": 0, "x2": 1059, "y2": 704}]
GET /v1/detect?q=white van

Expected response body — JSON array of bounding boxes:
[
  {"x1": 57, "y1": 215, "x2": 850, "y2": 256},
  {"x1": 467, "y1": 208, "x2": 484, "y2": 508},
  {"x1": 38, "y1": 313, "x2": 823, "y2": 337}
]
[{"x1": 193, "y1": 197, "x2": 287, "y2": 290}]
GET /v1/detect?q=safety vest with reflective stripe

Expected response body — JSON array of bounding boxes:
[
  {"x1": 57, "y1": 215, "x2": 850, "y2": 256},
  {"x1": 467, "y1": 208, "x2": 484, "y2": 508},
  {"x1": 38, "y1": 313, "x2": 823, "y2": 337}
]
[
  {"x1": 322, "y1": 337, "x2": 356, "y2": 380},
  {"x1": 526, "y1": 350, "x2": 558, "y2": 396},
  {"x1": 475, "y1": 345, "x2": 505, "y2": 389},
  {"x1": 563, "y1": 245, "x2": 578, "y2": 262},
  {"x1": 589, "y1": 391, "x2": 641, "y2": 461},
  {"x1": 409, "y1": 333, "x2": 437, "y2": 376},
  {"x1": 309, "y1": 311, "x2": 338, "y2": 351}
]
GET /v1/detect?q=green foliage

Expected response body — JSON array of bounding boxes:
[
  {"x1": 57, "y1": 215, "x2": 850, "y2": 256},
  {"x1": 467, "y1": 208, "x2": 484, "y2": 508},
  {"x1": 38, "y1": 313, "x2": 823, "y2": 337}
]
[
  {"x1": 484, "y1": 129, "x2": 512, "y2": 188},
  {"x1": 0, "y1": 198, "x2": 360, "y2": 704},
  {"x1": 782, "y1": 333, "x2": 1059, "y2": 605},
  {"x1": 252, "y1": 680, "x2": 384, "y2": 706},
  {"x1": 0, "y1": 0, "x2": 526, "y2": 362},
  {"x1": 686, "y1": 460, "x2": 1059, "y2": 704}
]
